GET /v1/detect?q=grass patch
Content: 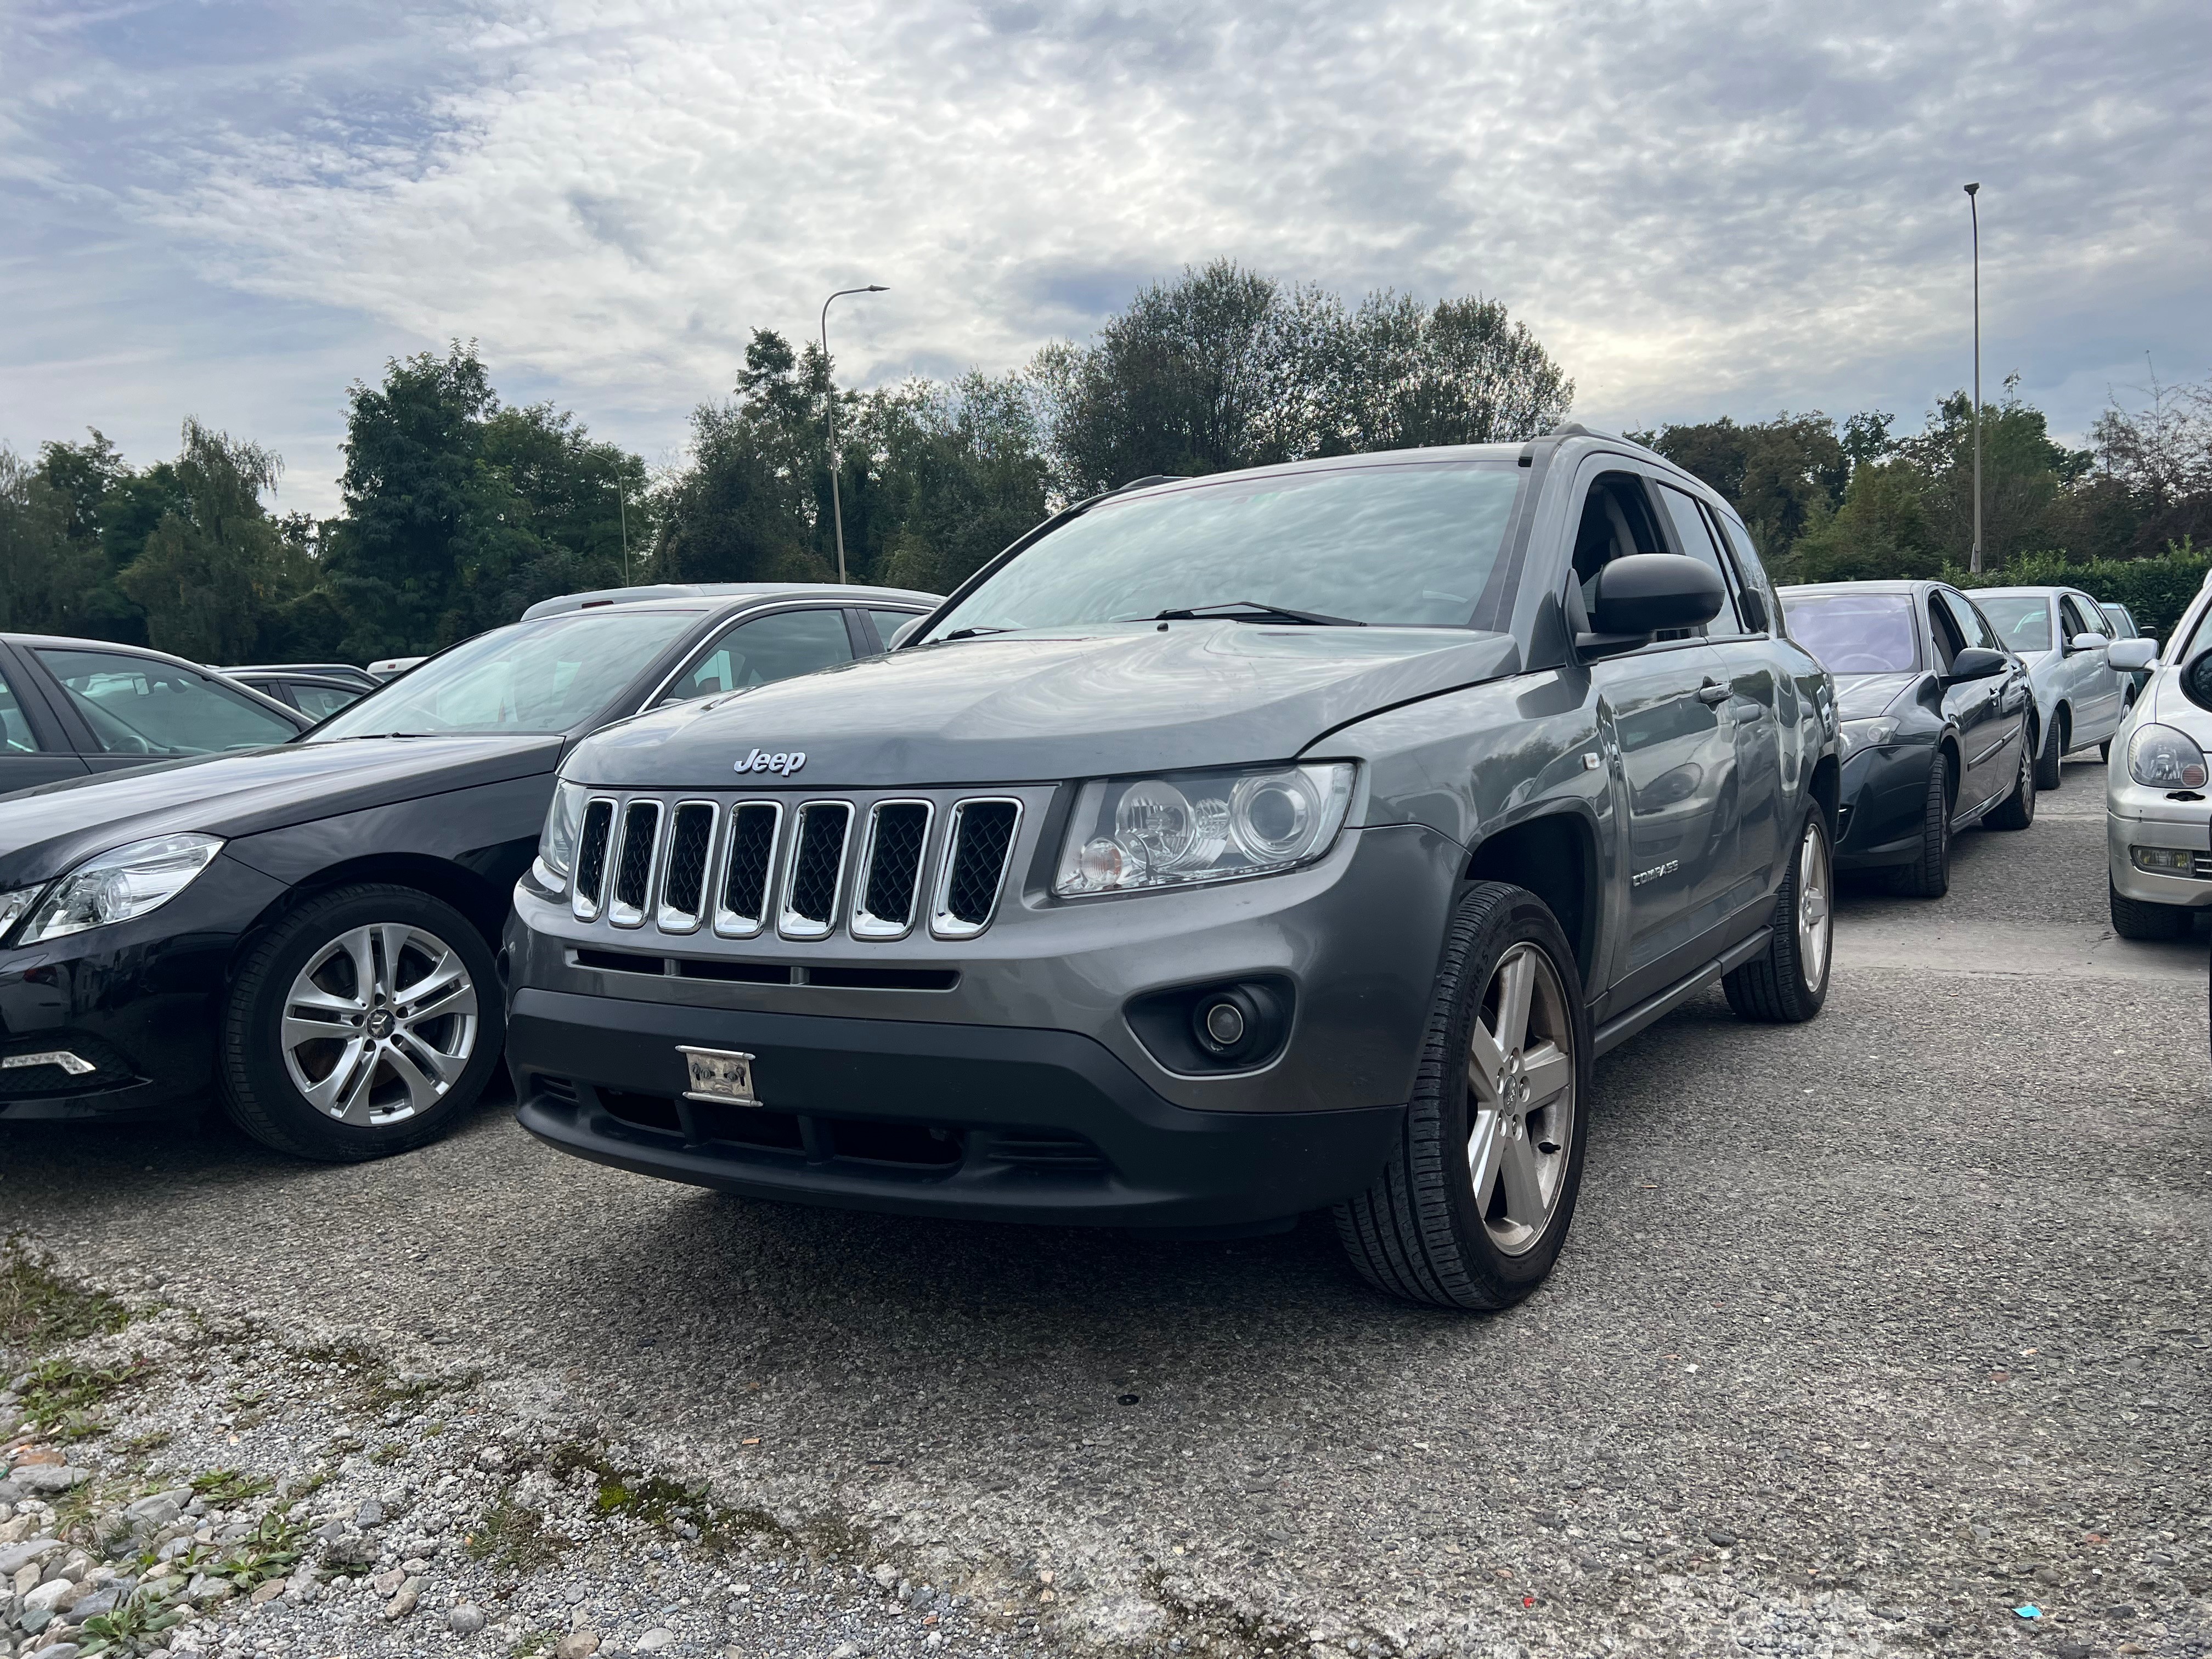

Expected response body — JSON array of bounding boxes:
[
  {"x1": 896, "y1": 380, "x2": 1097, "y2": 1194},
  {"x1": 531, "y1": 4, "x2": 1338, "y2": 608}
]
[
  {"x1": 74, "y1": 1586, "x2": 190, "y2": 1657},
  {"x1": 509, "y1": 1630, "x2": 562, "y2": 1659},
  {"x1": 371, "y1": 1440, "x2": 407, "y2": 1466},
  {"x1": 122, "y1": 1430, "x2": 174, "y2": 1456},
  {"x1": 0, "y1": 1238, "x2": 134, "y2": 1355},
  {"x1": 15, "y1": 1356, "x2": 146, "y2": 1436},
  {"x1": 208, "y1": 1508, "x2": 311, "y2": 1592},
  {"x1": 191, "y1": 1469, "x2": 274, "y2": 1508},
  {"x1": 466, "y1": 1495, "x2": 570, "y2": 1575}
]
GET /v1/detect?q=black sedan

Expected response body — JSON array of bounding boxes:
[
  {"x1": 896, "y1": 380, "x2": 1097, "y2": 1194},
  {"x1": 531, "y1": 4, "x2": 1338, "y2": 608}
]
[
  {"x1": 1776, "y1": 580, "x2": 2038, "y2": 896},
  {"x1": 0, "y1": 585, "x2": 936, "y2": 1158},
  {"x1": 1, "y1": 636, "x2": 315, "y2": 794}
]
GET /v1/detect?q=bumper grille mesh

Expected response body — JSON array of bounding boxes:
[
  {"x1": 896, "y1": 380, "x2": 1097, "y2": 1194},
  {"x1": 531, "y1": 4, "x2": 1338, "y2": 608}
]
[
  {"x1": 610, "y1": 800, "x2": 662, "y2": 923},
  {"x1": 859, "y1": 802, "x2": 930, "y2": 932},
  {"x1": 574, "y1": 799, "x2": 614, "y2": 913},
  {"x1": 720, "y1": 803, "x2": 780, "y2": 932},
  {"x1": 786, "y1": 803, "x2": 851, "y2": 928},
  {"x1": 943, "y1": 801, "x2": 1019, "y2": 928}
]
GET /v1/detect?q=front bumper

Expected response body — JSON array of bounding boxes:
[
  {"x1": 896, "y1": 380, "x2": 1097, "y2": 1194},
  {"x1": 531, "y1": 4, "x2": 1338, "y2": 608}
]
[
  {"x1": 1832, "y1": 742, "x2": 1935, "y2": 870},
  {"x1": 510, "y1": 989, "x2": 1404, "y2": 1227},
  {"x1": 2107, "y1": 792, "x2": 2212, "y2": 908},
  {"x1": 0, "y1": 855, "x2": 286, "y2": 1120}
]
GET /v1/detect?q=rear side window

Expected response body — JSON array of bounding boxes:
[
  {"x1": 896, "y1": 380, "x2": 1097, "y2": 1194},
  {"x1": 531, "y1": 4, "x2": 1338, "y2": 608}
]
[
  {"x1": 864, "y1": 608, "x2": 925, "y2": 651},
  {"x1": 0, "y1": 665, "x2": 42, "y2": 753},
  {"x1": 287, "y1": 681, "x2": 364, "y2": 721},
  {"x1": 658, "y1": 608, "x2": 855, "y2": 706},
  {"x1": 1977, "y1": 595, "x2": 2053, "y2": 654},
  {"x1": 1938, "y1": 590, "x2": 1996, "y2": 652},
  {"x1": 37, "y1": 648, "x2": 300, "y2": 756}
]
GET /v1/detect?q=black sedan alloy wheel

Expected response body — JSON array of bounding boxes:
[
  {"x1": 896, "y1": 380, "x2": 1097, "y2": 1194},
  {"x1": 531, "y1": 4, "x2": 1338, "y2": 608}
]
[{"x1": 222, "y1": 884, "x2": 505, "y2": 1161}]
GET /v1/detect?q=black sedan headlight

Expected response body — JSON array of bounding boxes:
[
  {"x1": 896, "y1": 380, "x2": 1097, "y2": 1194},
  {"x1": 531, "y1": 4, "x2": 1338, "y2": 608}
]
[{"x1": 7, "y1": 834, "x2": 224, "y2": 947}]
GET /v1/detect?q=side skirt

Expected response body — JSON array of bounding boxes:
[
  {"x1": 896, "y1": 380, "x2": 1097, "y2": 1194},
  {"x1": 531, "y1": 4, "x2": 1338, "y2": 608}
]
[{"x1": 1591, "y1": 927, "x2": 1773, "y2": 1058}]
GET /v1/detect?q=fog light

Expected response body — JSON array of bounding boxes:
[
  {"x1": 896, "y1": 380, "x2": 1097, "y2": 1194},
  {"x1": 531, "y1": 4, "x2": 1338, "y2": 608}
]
[
  {"x1": 2130, "y1": 845, "x2": 2197, "y2": 874},
  {"x1": 1201, "y1": 999, "x2": 1247, "y2": 1048}
]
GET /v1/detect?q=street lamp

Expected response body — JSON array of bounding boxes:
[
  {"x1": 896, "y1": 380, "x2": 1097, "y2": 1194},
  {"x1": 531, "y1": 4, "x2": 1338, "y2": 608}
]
[
  {"x1": 821, "y1": 284, "x2": 888, "y2": 584},
  {"x1": 1963, "y1": 182, "x2": 1983, "y2": 575}
]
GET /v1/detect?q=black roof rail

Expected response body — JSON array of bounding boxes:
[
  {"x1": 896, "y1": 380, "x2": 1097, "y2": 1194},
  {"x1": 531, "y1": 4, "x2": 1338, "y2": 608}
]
[{"x1": 1112, "y1": 474, "x2": 1182, "y2": 493}]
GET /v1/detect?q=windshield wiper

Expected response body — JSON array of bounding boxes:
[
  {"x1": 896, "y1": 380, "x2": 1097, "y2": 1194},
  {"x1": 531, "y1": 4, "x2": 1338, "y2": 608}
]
[
  {"x1": 1152, "y1": 600, "x2": 1365, "y2": 627},
  {"x1": 940, "y1": 627, "x2": 1012, "y2": 641},
  {"x1": 332, "y1": 731, "x2": 441, "y2": 740}
]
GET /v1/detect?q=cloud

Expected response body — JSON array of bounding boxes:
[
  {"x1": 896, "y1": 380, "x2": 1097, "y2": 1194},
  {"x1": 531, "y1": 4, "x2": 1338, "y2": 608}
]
[{"x1": 4, "y1": 0, "x2": 2208, "y2": 512}]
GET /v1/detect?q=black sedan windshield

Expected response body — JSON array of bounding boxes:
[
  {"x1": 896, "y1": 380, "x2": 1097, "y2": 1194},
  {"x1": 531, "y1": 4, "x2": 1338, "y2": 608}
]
[
  {"x1": 308, "y1": 609, "x2": 700, "y2": 741},
  {"x1": 1779, "y1": 592, "x2": 1921, "y2": 673},
  {"x1": 923, "y1": 462, "x2": 1525, "y2": 639}
]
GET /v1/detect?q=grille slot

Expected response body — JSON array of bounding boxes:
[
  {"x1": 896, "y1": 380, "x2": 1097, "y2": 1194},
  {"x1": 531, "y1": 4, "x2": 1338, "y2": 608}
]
[
  {"x1": 575, "y1": 946, "x2": 668, "y2": 975},
  {"x1": 532, "y1": 1074, "x2": 579, "y2": 1105},
  {"x1": 715, "y1": 803, "x2": 783, "y2": 937},
  {"x1": 608, "y1": 799, "x2": 663, "y2": 927},
  {"x1": 657, "y1": 803, "x2": 716, "y2": 931},
  {"x1": 572, "y1": 798, "x2": 616, "y2": 919},
  {"x1": 780, "y1": 802, "x2": 853, "y2": 939},
  {"x1": 675, "y1": 957, "x2": 796, "y2": 985},
  {"x1": 932, "y1": 799, "x2": 1021, "y2": 938},
  {"x1": 852, "y1": 800, "x2": 933, "y2": 938},
  {"x1": 984, "y1": 1128, "x2": 1108, "y2": 1172}
]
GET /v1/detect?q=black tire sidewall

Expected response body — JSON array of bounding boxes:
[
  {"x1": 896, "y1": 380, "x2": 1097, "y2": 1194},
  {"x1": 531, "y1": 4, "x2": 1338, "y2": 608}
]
[
  {"x1": 1429, "y1": 887, "x2": 1594, "y2": 1302},
  {"x1": 224, "y1": 884, "x2": 504, "y2": 1160}
]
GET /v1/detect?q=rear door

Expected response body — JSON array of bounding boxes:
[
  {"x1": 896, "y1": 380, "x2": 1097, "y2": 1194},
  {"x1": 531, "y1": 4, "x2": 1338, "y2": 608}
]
[
  {"x1": 2063, "y1": 591, "x2": 2124, "y2": 741},
  {"x1": 0, "y1": 644, "x2": 91, "y2": 794}
]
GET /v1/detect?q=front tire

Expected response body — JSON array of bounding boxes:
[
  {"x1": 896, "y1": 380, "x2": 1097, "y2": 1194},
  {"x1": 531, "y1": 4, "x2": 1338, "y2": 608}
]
[
  {"x1": 1335, "y1": 882, "x2": 1590, "y2": 1311},
  {"x1": 1986, "y1": 730, "x2": 2037, "y2": 830},
  {"x1": 2034, "y1": 713, "x2": 2064, "y2": 790},
  {"x1": 1891, "y1": 751, "x2": 1952, "y2": 898},
  {"x1": 220, "y1": 884, "x2": 504, "y2": 1161},
  {"x1": 1724, "y1": 809, "x2": 1832, "y2": 1023},
  {"x1": 2109, "y1": 881, "x2": 2191, "y2": 942}
]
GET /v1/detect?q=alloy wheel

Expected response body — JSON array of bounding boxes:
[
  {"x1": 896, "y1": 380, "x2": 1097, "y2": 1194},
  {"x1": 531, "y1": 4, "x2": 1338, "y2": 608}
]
[
  {"x1": 1797, "y1": 818, "x2": 1832, "y2": 992},
  {"x1": 279, "y1": 923, "x2": 480, "y2": 1125},
  {"x1": 1465, "y1": 942, "x2": 1577, "y2": 1255}
]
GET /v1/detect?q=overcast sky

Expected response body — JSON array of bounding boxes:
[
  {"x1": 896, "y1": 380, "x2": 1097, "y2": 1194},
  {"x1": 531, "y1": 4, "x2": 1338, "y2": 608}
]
[{"x1": 5, "y1": 0, "x2": 2208, "y2": 516}]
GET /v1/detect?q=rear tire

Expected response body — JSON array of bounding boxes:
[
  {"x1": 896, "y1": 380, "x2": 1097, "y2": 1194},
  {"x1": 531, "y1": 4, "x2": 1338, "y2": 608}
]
[
  {"x1": 1891, "y1": 752, "x2": 1951, "y2": 898},
  {"x1": 2099, "y1": 738, "x2": 2112, "y2": 763},
  {"x1": 1334, "y1": 882, "x2": 1590, "y2": 1311},
  {"x1": 220, "y1": 883, "x2": 504, "y2": 1161},
  {"x1": 2034, "y1": 714, "x2": 2064, "y2": 790},
  {"x1": 1986, "y1": 730, "x2": 2037, "y2": 831},
  {"x1": 2109, "y1": 881, "x2": 2191, "y2": 942},
  {"x1": 1724, "y1": 809, "x2": 1832, "y2": 1023}
]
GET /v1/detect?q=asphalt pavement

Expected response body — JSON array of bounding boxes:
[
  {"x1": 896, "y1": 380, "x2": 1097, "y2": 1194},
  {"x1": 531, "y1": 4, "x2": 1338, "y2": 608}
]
[{"x1": 4, "y1": 756, "x2": 2208, "y2": 1658}]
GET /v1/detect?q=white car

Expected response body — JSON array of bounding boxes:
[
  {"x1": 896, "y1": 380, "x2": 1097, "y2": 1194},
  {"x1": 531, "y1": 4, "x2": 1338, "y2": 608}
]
[
  {"x1": 2104, "y1": 578, "x2": 2212, "y2": 939},
  {"x1": 1976, "y1": 585, "x2": 2139, "y2": 786}
]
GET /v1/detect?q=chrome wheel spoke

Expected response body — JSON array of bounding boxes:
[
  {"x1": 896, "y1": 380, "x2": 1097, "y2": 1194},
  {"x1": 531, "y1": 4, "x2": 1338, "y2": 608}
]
[
  {"x1": 381, "y1": 1040, "x2": 448, "y2": 1110},
  {"x1": 1462, "y1": 937, "x2": 1577, "y2": 1257},
  {"x1": 1492, "y1": 948, "x2": 1535, "y2": 1055},
  {"x1": 401, "y1": 972, "x2": 477, "y2": 1026},
  {"x1": 1466, "y1": 1107, "x2": 1505, "y2": 1203},
  {"x1": 1466, "y1": 1022, "x2": 1506, "y2": 1107},
  {"x1": 1496, "y1": 1131, "x2": 1550, "y2": 1230},
  {"x1": 396, "y1": 1028, "x2": 469, "y2": 1084},
  {"x1": 280, "y1": 918, "x2": 477, "y2": 1127},
  {"x1": 301, "y1": 1037, "x2": 371, "y2": 1116},
  {"x1": 1521, "y1": 1040, "x2": 1572, "y2": 1109}
]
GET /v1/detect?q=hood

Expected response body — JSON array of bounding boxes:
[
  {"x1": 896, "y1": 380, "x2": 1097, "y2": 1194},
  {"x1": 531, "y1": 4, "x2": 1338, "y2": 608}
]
[
  {"x1": 0, "y1": 736, "x2": 562, "y2": 889},
  {"x1": 572, "y1": 622, "x2": 1522, "y2": 789},
  {"x1": 1833, "y1": 671, "x2": 1922, "y2": 720}
]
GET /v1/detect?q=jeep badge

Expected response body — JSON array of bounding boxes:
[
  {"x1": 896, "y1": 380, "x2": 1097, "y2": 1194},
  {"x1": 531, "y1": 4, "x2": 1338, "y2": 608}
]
[{"x1": 733, "y1": 748, "x2": 805, "y2": 776}]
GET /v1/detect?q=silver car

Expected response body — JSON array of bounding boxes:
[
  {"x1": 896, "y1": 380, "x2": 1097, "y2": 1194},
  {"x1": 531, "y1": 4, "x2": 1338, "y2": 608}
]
[
  {"x1": 2104, "y1": 577, "x2": 2212, "y2": 938},
  {"x1": 1973, "y1": 586, "x2": 2143, "y2": 786}
]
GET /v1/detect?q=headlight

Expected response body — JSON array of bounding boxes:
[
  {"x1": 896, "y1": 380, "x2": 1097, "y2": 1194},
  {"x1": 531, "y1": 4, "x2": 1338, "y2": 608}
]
[
  {"x1": 533, "y1": 781, "x2": 588, "y2": 893},
  {"x1": 2128, "y1": 724, "x2": 2209, "y2": 789},
  {"x1": 0, "y1": 886, "x2": 41, "y2": 943},
  {"x1": 1838, "y1": 717, "x2": 1899, "y2": 758},
  {"x1": 1053, "y1": 763, "x2": 1356, "y2": 896},
  {"x1": 15, "y1": 833, "x2": 223, "y2": 946}
]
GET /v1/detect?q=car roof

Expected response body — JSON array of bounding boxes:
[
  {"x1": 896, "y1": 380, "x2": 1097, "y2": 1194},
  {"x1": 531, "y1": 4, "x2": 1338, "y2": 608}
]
[
  {"x1": 518, "y1": 582, "x2": 940, "y2": 620},
  {"x1": 1971, "y1": 585, "x2": 2076, "y2": 599},
  {"x1": 1775, "y1": 580, "x2": 1931, "y2": 595}
]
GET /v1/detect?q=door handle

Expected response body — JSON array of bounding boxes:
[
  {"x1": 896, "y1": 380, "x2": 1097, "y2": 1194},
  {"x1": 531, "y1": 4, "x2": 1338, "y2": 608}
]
[{"x1": 1696, "y1": 680, "x2": 1730, "y2": 705}]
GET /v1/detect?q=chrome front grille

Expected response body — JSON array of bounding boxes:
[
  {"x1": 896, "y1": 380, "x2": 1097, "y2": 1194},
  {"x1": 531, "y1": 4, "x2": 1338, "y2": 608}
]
[{"x1": 569, "y1": 788, "x2": 1028, "y2": 945}]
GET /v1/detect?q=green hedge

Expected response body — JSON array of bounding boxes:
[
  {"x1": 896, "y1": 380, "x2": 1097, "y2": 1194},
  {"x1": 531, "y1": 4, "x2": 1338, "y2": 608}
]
[{"x1": 1945, "y1": 540, "x2": 2208, "y2": 645}]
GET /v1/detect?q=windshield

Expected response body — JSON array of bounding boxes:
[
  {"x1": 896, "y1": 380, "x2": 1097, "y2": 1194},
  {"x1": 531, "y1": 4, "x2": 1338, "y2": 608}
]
[
  {"x1": 923, "y1": 462, "x2": 1525, "y2": 639},
  {"x1": 1776, "y1": 592, "x2": 1921, "y2": 674},
  {"x1": 308, "y1": 610, "x2": 701, "y2": 741},
  {"x1": 1976, "y1": 595, "x2": 2053, "y2": 654}
]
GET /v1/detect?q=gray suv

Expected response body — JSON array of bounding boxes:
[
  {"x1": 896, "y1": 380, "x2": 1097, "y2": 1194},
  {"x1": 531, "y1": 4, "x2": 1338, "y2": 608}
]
[{"x1": 505, "y1": 430, "x2": 1840, "y2": 1308}]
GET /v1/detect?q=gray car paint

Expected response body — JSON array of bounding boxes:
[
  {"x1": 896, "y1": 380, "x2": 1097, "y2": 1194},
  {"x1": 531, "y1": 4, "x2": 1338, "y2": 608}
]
[{"x1": 527, "y1": 434, "x2": 1838, "y2": 1115}]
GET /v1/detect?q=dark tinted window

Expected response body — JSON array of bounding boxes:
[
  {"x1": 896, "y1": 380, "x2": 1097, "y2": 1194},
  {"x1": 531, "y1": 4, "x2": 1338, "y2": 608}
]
[
  {"x1": 1657, "y1": 485, "x2": 1741, "y2": 635},
  {"x1": 38, "y1": 649, "x2": 300, "y2": 755},
  {"x1": 0, "y1": 666, "x2": 41, "y2": 753},
  {"x1": 1775, "y1": 592, "x2": 1921, "y2": 673},
  {"x1": 657, "y1": 608, "x2": 854, "y2": 705},
  {"x1": 1939, "y1": 591, "x2": 1996, "y2": 651}
]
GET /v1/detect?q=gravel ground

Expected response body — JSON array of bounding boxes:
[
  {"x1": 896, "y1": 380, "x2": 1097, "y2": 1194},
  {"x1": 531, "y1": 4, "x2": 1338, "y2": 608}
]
[{"x1": 3, "y1": 757, "x2": 2208, "y2": 1659}]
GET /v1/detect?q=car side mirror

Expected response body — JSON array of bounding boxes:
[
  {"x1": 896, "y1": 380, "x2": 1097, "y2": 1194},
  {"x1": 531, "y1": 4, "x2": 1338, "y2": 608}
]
[
  {"x1": 2182, "y1": 647, "x2": 2212, "y2": 714},
  {"x1": 2108, "y1": 638, "x2": 2158, "y2": 673},
  {"x1": 1577, "y1": 555, "x2": 1725, "y2": 657},
  {"x1": 888, "y1": 617, "x2": 927, "y2": 650},
  {"x1": 1943, "y1": 646, "x2": 2007, "y2": 684},
  {"x1": 2067, "y1": 631, "x2": 2107, "y2": 654}
]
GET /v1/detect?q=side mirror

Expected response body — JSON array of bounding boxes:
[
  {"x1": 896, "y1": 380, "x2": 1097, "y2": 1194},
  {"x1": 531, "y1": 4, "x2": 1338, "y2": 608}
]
[
  {"x1": 1943, "y1": 646, "x2": 2007, "y2": 684},
  {"x1": 2182, "y1": 648, "x2": 2212, "y2": 714},
  {"x1": 2108, "y1": 638, "x2": 2158, "y2": 674},
  {"x1": 2067, "y1": 631, "x2": 2107, "y2": 654},
  {"x1": 888, "y1": 616, "x2": 928, "y2": 650},
  {"x1": 1577, "y1": 555, "x2": 1725, "y2": 656}
]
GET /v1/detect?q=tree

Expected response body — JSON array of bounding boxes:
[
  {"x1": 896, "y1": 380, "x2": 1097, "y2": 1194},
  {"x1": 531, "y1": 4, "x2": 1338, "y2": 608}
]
[
  {"x1": 1632, "y1": 413, "x2": 1850, "y2": 566},
  {"x1": 1317, "y1": 292, "x2": 1573, "y2": 455},
  {"x1": 1896, "y1": 378, "x2": 2089, "y2": 568},
  {"x1": 0, "y1": 446, "x2": 99, "y2": 634}
]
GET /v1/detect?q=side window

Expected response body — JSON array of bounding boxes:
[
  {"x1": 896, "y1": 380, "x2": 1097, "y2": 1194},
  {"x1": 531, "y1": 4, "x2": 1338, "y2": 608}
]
[
  {"x1": 0, "y1": 665, "x2": 43, "y2": 753},
  {"x1": 2058, "y1": 596, "x2": 2092, "y2": 643},
  {"x1": 656, "y1": 608, "x2": 855, "y2": 706},
  {"x1": 2075, "y1": 595, "x2": 2113, "y2": 637},
  {"x1": 1656, "y1": 485, "x2": 1742, "y2": 635},
  {"x1": 288, "y1": 682, "x2": 363, "y2": 721},
  {"x1": 35, "y1": 648, "x2": 300, "y2": 755},
  {"x1": 1927, "y1": 598, "x2": 1967, "y2": 673},
  {"x1": 1939, "y1": 591, "x2": 1995, "y2": 651},
  {"x1": 1713, "y1": 515, "x2": 1779, "y2": 629},
  {"x1": 1570, "y1": 471, "x2": 1669, "y2": 618},
  {"x1": 863, "y1": 608, "x2": 925, "y2": 652}
]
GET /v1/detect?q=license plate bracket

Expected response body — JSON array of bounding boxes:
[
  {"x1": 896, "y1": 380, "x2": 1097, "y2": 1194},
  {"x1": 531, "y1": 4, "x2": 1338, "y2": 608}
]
[{"x1": 678, "y1": 1045, "x2": 758, "y2": 1105}]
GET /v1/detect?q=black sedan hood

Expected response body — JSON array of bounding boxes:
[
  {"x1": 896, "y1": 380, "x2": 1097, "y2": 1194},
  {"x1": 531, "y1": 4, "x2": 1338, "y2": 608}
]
[
  {"x1": 0, "y1": 736, "x2": 562, "y2": 889},
  {"x1": 574, "y1": 622, "x2": 1522, "y2": 789},
  {"x1": 1833, "y1": 671, "x2": 1922, "y2": 720}
]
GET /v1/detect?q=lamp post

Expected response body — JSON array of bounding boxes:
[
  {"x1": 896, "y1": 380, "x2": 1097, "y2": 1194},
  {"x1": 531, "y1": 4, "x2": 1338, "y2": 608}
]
[
  {"x1": 1963, "y1": 182, "x2": 1983, "y2": 575},
  {"x1": 820, "y1": 284, "x2": 888, "y2": 584}
]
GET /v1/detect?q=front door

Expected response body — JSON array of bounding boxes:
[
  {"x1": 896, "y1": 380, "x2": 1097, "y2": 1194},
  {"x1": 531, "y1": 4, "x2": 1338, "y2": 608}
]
[
  {"x1": 0, "y1": 649, "x2": 89, "y2": 796},
  {"x1": 1936, "y1": 589, "x2": 2021, "y2": 810}
]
